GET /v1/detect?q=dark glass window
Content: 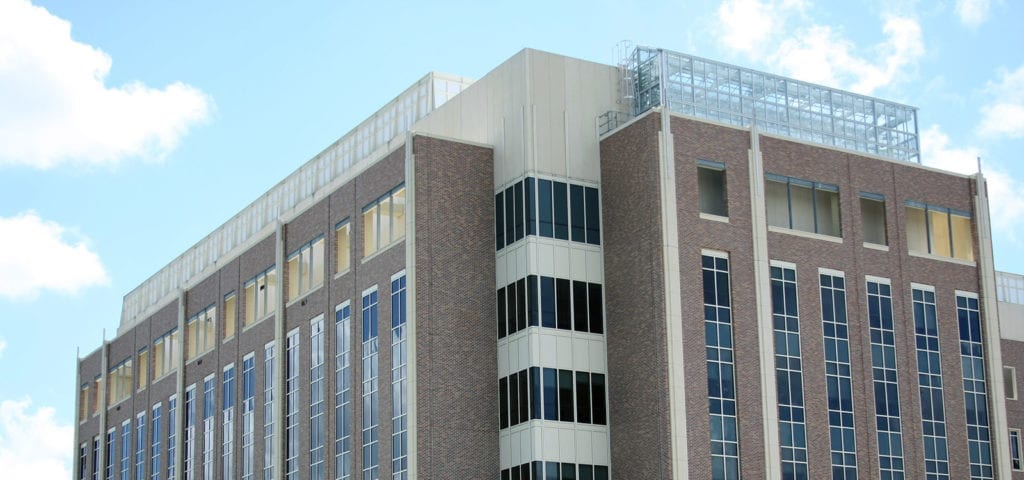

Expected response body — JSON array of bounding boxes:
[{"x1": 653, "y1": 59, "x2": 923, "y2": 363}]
[
  {"x1": 570, "y1": 184, "x2": 586, "y2": 242},
  {"x1": 530, "y1": 367, "x2": 541, "y2": 420},
  {"x1": 562, "y1": 463, "x2": 577, "y2": 480},
  {"x1": 579, "y1": 465, "x2": 593, "y2": 480},
  {"x1": 518, "y1": 370, "x2": 529, "y2": 424},
  {"x1": 504, "y1": 185, "x2": 516, "y2": 246},
  {"x1": 497, "y1": 288, "x2": 507, "y2": 339},
  {"x1": 495, "y1": 192, "x2": 505, "y2": 250},
  {"x1": 573, "y1": 281, "x2": 588, "y2": 332},
  {"x1": 588, "y1": 284, "x2": 603, "y2": 334},
  {"x1": 532, "y1": 462, "x2": 543, "y2": 480},
  {"x1": 543, "y1": 369, "x2": 558, "y2": 421},
  {"x1": 576, "y1": 372, "x2": 592, "y2": 423},
  {"x1": 553, "y1": 182, "x2": 569, "y2": 240},
  {"x1": 509, "y1": 372, "x2": 520, "y2": 425},
  {"x1": 517, "y1": 278, "x2": 527, "y2": 331},
  {"x1": 506, "y1": 281, "x2": 517, "y2": 336},
  {"x1": 526, "y1": 178, "x2": 537, "y2": 236},
  {"x1": 527, "y1": 276, "x2": 539, "y2": 327},
  {"x1": 585, "y1": 187, "x2": 600, "y2": 244},
  {"x1": 556, "y1": 279, "x2": 571, "y2": 330},
  {"x1": 502, "y1": 470, "x2": 510, "y2": 480},
  {"x1": 499, "y1": 377, "x2": 508, "y2": 429},
  {"x1": 558, "y1": 369, "x2": 574, "y2": 422},
  {"x1": 546, "y1": 462, "x2": 559, "y2": 480},
  {"x1": 538, "y1": 180, "x2": 553, "y2": 237},
  {"x1": 594, "y1": 466, "x2": 608, "y2": 480},
  {"x1": 541, "y1": 277, "x2": 556, "y2": 328},
  {"x1": 591, "y1": 374, "x2": 607, "y2": 425},
  {"x1": 514, "y1": 182, "x2": 524, "y2": 241}
]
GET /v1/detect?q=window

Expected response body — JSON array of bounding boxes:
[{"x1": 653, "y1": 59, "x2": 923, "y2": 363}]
[
  {"x1": 92, "y1": 376, "x2": 102, "y2": 416},
  {"x1": 500, "y1": 367, "x2": 606, "y2": 428},
  {"x1": 224, "y1": 292, "x2": 237, "y2": 340},
  {"x1": 1011, "y1": 429, "x2": 1022, "y2": 471},
  {"x1": 79, "y1": 384, "x2": 89, "y2": 422},
  {"x1": 906, "y1": 202, "x2": 973, "y2": 261},
  {"x1": 336, "y1": 220, "x2": 351, "y2": 273},
  {"x1": 361, "y1": 288, "x2": 380, "y2": 480},
  {"x1": 263, "y1": 341, "x2": 276, "y2": 480},
  {"x1": 284, "y1": 329, "x2": 299, "y2": 480},
  {"x1": 766, "y1": 174, "x2": 841, "y2": 236},
  {"x1": 137, "y1": 348, "x2": 148, "y2": 390},
  {"x1": 150, "y1": 404, "x2": 160, "y2": 480},
  {"x1": 699, "y1": 160, "x2": 728, "y2": 217},
  {"x1": 702, "y1": 253, "x2": 740, "y2": 478},
  {"x1": 860, "y1": 193, "x2": 887, "y2": 245},
  {"x1": 134, "y1": 413, "x2": 145, "y2": 480},
  {"x1": 957, "y1": 293, "x2": 993, "y2": 479},
  {"x1": 93, "y1": 435, "x2": 100, "y2": 480},
  {"x1": 497, "y1": 275, "x2": 603, "y2": 339},
  {"x1": 186, "y1": 304, "x2": 216, "y2": 360},
  {"x1": 202, "y1": 375, "x2": 215, "y2": 480},
  {"x1": 1006, "y1": 366, "x2": 1018, "y2": 400},
  {"x1": 241, "y1": 355, "x2": 256, "y2": 480},
  {"x1": 496, "y1": 177, "x2": 601, "y2": 251},
  {"x1": 501, "y1": 462, "x2": 609, "y2": 480},
  {"x1": 310, "y1": 317, "x2": 326, "y2": 480},
  {"x1": 153, "y1": 327, "x2": 179, "y2": 379},
  {"x1": 335, "y1": 302, "x2": 353, "y2": 480},
  {"x1": 363, "y1": 185, "x2": 406, "y2": 257},
  {"x1": 820, "y1": 272, "x2": 858, "y2": 479},
  {"x1": 391, "y1": 274, "x2": 409, "y2": 479},
  {"x1": 770, "y1": 263, "x2": 809, "y2": 479},
  {"x1": 79, "y1": 442, "x2": 87, "y2": 480},
  {"x1": 107, "y1": 358, "x2": 133, "y2": 407},
  {"x1": 106, "y1": 428, "x2": 115, "y2": 480},
  {"x1": 287, "y1": 235, "x2": 325, "y2": 301},
  {"x1": 223, "y1": 364, "x2": 236, "y2": 480},
  {"x1": 866, "y1": 279, "x2": 906, "y2": 479},
  {"x1": 912, "y1": 286, "x2": 950, "y2": 479},
  {"x1": 184, "y1": 385, "x2": 195, "y2": 480},
  {"x1": 243, "y1": 266, "x2": 277, "y2": 327},
  {"x1": 168, "y1": 396, "x2": 177, "y2": 480},
  {"x1": 120, "y1": 421, "x2": 130, "y2": 480}
]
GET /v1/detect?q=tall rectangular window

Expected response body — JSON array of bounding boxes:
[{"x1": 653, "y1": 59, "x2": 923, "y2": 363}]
[
  {"x1": 912, "y1": 286, "x2": 950, "y2": 479},
  {"x1": 585, "y1": 186, "x2": 601, "y2": 245},
  {"x1": 906, "y1": 202, "x2": 973, "y2": 261},
  {"x1": 957, "y1": 293, "x2": 994, "y2": 479},
  {"x1": 80, "y1": 442, "x2": 87, "y2": 480},
  {"x1": 241, "y1": 355, "x2": 256, "y2": 480},
  {"x1": 224, "y1": 292, "x2": 237, "y2": 340},
  {"x1": 1011, "y1": 429, "x2": 1022, "y2": 471},
  {"x1": 698, "y1": 160, "x2": 728, "y2": 217},
  {"x1": 1007, "y1": 366, "x2": 1019, "y2": 400},
  {"x1": 120, "y1": 421, "x2": 130, "y2": 480},
  {"x1": 310, "y1": 317, "x2": 326, "y2": 480},
  {"x1": 392, "y1": 273, "x2": 409, "y2": 479},
  {"x1": 202, "y1": 374, "x2": 215, "y2": 480},
  {"x1": 766, "y1": 174, "x2": 841, "y2": 236},
  {"x1": 108, "y1": 358, "x2": 134, "y2": 406},
  {"x1": 335, "y1": 302, "x2": 353, "y2": 480},
  {"x1": 336, "y1": 220, "x2": 352, "y2": 273},
  {"x1": 80, "y1": 383, "x2": 90, "y2": 422},
  {"x1": 134, "y1": 413, "x2": 145, "y2": 480},
  {"x1": 263, "y1": 341, "x2": 275, "y2": 480},
  {"x1": 702, "y1": 253, "x2": 740, "y2": 479},
  {"x1": 570, "y1": 184, "x2": 586, "y2": 242},
  {"x1": 866, "y1": 279, "x2": 905, "y2": 480},
  {"x1": 285, "y1": 329, "x2": 300, "y2": 480},
  {"x1": 363, "y1": 185, "x2": 406, "y2": 257},
  {"x1": 287, "y1": 235, "x2": 325, "y2": 301},
  {"x1": 223, "y1": 364, "x2": 236, "y2": 480},
  {"x1": 137, "y1": 348, "x2": 148, "y2": 391},
  {"x1": 93, "y1": 435, "x2": 100, "y2": 480},
  {"x1": 504, "y1": 185, "x2": 515, "y2": 246},
  {"x1": 860, "y1": 193, "x2": 887, "y2": 245},
  {"x1": 184, "y1": 385, "x2": 196, "y2": 480},
  {"x1": 820, "y1": 272, "x2": 857, "y2": 479},
  {"x1": 514, "y1": 181, "x2": 525, "y2": 241},
  {"x1": 186, "y1": 304, "x2": 216, "y2": 361},
  {"x1": 167, "y1": 396, "x2": 176, "y2": 480},
  {"x1": 361, "y1": 287, "x2": 380, "y2": 480},
  {"x1": 150, "y1": 404, "x2": 160, "y2": 480},
  {"x1": 243, "y1": 267, "x2": 277, "y2": 328},
  {"x1": 553, "y1": 181, "x2": 569, "y2": 240},
  {"x1": 93, "y1": 376, "x2": 102, "y2": 417},
  {"x1": 771, "y1": 263, "x2": 809, "y2": 479},
  {"x1": 495, "y1": 190, "x2": 505, "y2": 250},
  {"x1": 538, "y1": 179, "x2": 553, "y2": 238},
  {"x1": 526, "y1": 178, "x2": 537, "y2": 236},
  {"x1": 106, "y1": 428, "x2": 116, "y2": 480}
]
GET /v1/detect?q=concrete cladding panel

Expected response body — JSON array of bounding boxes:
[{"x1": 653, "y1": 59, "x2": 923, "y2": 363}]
[
  {"x1": 411, "y1": 134, "x2": 496, "y2": 478},
  {"x1": 669, "y1": 115, "x2": 768, "y2": 478},
  {"x1": 599, "y1": 112, "x2": 674, "y2": 478}
]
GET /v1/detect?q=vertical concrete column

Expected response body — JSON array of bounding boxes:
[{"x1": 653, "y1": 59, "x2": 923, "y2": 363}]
[
  {"x1": 273, "y1": 221, "x2": 285, "y2": 480},
  {"x1": 73, "y1": 348, "x2": 82, "y2": 477},
  {"x1": 748, "y1": 125, "x2": 782, "y2": 478},
  {"x1": 174, "y1": 291, "x2": 186, "y2": 480},
  {"x1": 403, "y1": 136, "x2": 419, "y2": 479},
  {"x1": 98, "y1": 336, "x2": 110, "y2": 480},
  {"x1": 974, "y1": 173, "x2": 1012, "y2": 478}
]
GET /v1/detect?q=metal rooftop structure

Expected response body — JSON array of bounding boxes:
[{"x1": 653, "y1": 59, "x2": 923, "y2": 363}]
[
  {"x1": 118, "y1": 72, "x2": 473, "y2": 332},
  {"x1": 621, "y1": 46, "x2": 921, "y2": 163}
]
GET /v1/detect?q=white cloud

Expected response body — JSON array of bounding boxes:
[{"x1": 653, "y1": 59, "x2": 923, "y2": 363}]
[
  {"x1": 978, "y1": 64, "x2": 1024, "y2": 139},
  {"x1": 716, "y1": 0, "x2": 807, "y2": 55},
  {"x1": 0, "y1": 337, "x2": 6, "y2": 357},
  {"x1": 0, "y1": 211, "x2": 108, "y2": 300},
  {"x1": 920, "y1": 125, "x2": 1024, "y2": 236},
  {"x1": 0, "y1": 0, "x2": 211, "y2": 168},
  {"x1": 771, "y1": 16, "x2": 924, "y2": 95},
  {"x1": 0, "y1": 398, "x2": 72, "y2": 479},
  {"x1": 955, "y1": 0, "x2": 991, "y2": 27}
]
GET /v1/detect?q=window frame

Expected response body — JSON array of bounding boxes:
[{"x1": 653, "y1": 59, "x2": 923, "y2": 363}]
[
  {"x1": 1006, "y1": 366, "x2": 1018, "y2": 401},
  {"x1": 765, "y1": 173, "x2": 841, "y2": 237},
  {"x1": 243, "y1": 266, "x2": 277, "y2": 328},
  {"x1": 698, "y1": 159, "x2": 729, "y2": 218},
  {"x1": 335, "y1": 219, "x2": 352, "y2": 275},
  {"x1": 362, "y1": 185, "x2": 406, "y2": 258},
  {"x1": 1011, "y1": 428, "x2": 1023, "y2": 472},
  {"x1": 905, "y1": 201, "x2": 974, "y2": 261},
  {"x1": 286, "y1": 235, "x2": 325, "y2": 302},
  {"x1": 859, "y1": 191, "x2": 888, "y2": 247}
]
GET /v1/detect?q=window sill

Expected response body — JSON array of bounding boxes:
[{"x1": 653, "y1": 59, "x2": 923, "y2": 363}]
[
  {"x1": 361, "y1": 237, "x2": 405, "y2": 264},
  {"x1": 186, "y1": 348, "x2": 215, "y2": 366},
  {"x1": 768, "y1": 226, "x2": 843, "y2": 244},
  {"x1": 285, "y1": 284, "x2": 324, "y2": 309},
  {"x1": 699, "y1": 212, "x2": 729, "y2": 223},
  {"x1": 241, "y1": 312, "x2": 275, "y2": 333},
  {"x1": 334, "y1": 267, "x2": 351, "y2": 280},
  {"x1": 863, "y1": 242, "x2": 889, "y2": 252},
  {"x1": 908, "y1": 251, "x2": 976, "y2": 267},
  {"x1": 152, "y1": 371, "x2": 176, "y2": 384}
]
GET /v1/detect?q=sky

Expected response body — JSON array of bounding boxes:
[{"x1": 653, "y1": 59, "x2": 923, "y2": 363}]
[{"x1": 0, "y1": 0, "x2": 1021, "y2": 475}]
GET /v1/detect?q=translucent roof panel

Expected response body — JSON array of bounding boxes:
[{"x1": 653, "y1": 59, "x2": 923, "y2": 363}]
[{"x1": 629, "y1": 47, "x2": 920, "y2": 163}]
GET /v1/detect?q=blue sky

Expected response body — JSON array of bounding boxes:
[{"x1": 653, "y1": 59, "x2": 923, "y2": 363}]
[{"x1": 0, "y1": 0, "x2": 1021, "y2": 475}]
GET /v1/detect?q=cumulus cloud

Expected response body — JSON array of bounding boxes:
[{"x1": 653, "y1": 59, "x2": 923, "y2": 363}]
[
  {"x1": 0, "y1": 211, "x2": 108, "y2": 300},
  {"x1": 0, "y1": 0, "x2": 211, "y2": 168},
  {"x1": 0, "y1": 337, "x2": 6, "y2": 357},
  {"x1": 0, "y1": 398, "x2": 72, "y2": 479},
  {"x1": 920, "y1": 125, "x2": 1024, "y2": 237},
  {"x1": 716, "y1": 0, "x2": 806, "y2": 54},
  {"x1": 978, "y1": 64, "x2": 1024, "y2": 139},
  {"x1": 955, "y1": 0, "x2": 991, "y2": 27}
]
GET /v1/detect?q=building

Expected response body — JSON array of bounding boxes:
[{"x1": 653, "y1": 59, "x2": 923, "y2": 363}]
[{"x1": 74, "y1": 46, "x2": 1020, "y2": 479}]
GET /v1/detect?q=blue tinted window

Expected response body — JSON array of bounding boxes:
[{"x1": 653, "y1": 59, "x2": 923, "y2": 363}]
[
  {"x1": 553, "y1": 182, "x2": 569, "y2": 240},
  {"x1": 514, "y1": 182, "x2": 524, "y2": 241},
  {"x1": 538, "y1": 180, "x2": 553, "y2": 237},
  {"x1": 585, "y1": 187, "x2": 600, "y2": 245},
  {"x1": 571, "y1": 184, "x2": 586, "y2": 242},
  {"x1": 527, "y1": 276, "x2": 539, "y2": 327},
  {"x1": 495, "y1": 192, "x2": 504, "y2": 250},
  {"x1": 526, "y1": 178, "x2": 537, "y2": 236}
]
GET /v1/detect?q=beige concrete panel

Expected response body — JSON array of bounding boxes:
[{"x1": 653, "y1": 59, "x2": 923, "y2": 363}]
[{"x1": 999, "y1": 301, "x2": 1024, "y2": 341}]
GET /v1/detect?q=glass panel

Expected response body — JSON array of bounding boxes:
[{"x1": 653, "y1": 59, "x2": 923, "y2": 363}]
[
  {"x1": 187, "y1": 319, "x2": 198, "y2": 360},
  {"x1": 337, "y1": 223, "x2": 351, "y2": 272},
  {"x1": 585, "y1": 187, "x2": 601, "y2": 244},
  {"x1": 766, "y1": 180, "x2": 790, "y2": 228},
  {"x1": 392, "y1": 188, "x2": 406, "y2": 240},
  {"x1": 379, "y1": 196, "x2": 392, "y2": 247},
  {"x1": 553, "y1": 182, "x2": 569, "y2": 240},
  {"x1": 860, "y1": 197, "x2": 887, "y2": 245},
  {"x1": 556, "y1": 279, "x2": 571, "y2": 330},
  {"x1": 526, "y1": 178, "x2": 537, "y2": 236},
  {"x1": 814, "y1": 188, "x2": 841, "y2": 236},
  {"x1": 573, "y1": 281, "x2": 588, "y2": 332},
  {"x1": 495, "y1": 192, "x2": 505, "y2": 250},
  {"x1": 951, "y1": 214, "x2": 973, "y2": 261},
  {"x1": 224, "y1": 293, "x2": 236, "y2": 339},
  {"x1": 558, "y1": 370, "x2": 574, "y2": 421},
  {"x1": 929, "y1": 209, "x2": 951, "y2": 257},
  {"x1": 539, "y1": 180, "x2": 553, "y2": 237},
  {"x1": 570, "y1": 184, "x2": 586, "y2": 242},
  {"x1": 265, "y1": 269, "x2": 277, "y2": 314},
  {"x1": 363, "y1": 206, "x2": 378, "y2": 257},
  {"x1": 906, "y1": 206, "x2": 928, "y2": 254},
  {"x1": 311, "y1": 237, "x2": 325, "y2": 288},
  {"x1": 789, "y1": 182, "x2": 815, "y2": 232},
  {"x1": 699, "y1": 167, "x2": 728, "y2": 216},
  {"x1": 286, "y1": 255, "x2": 300, "y2": 301}
]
